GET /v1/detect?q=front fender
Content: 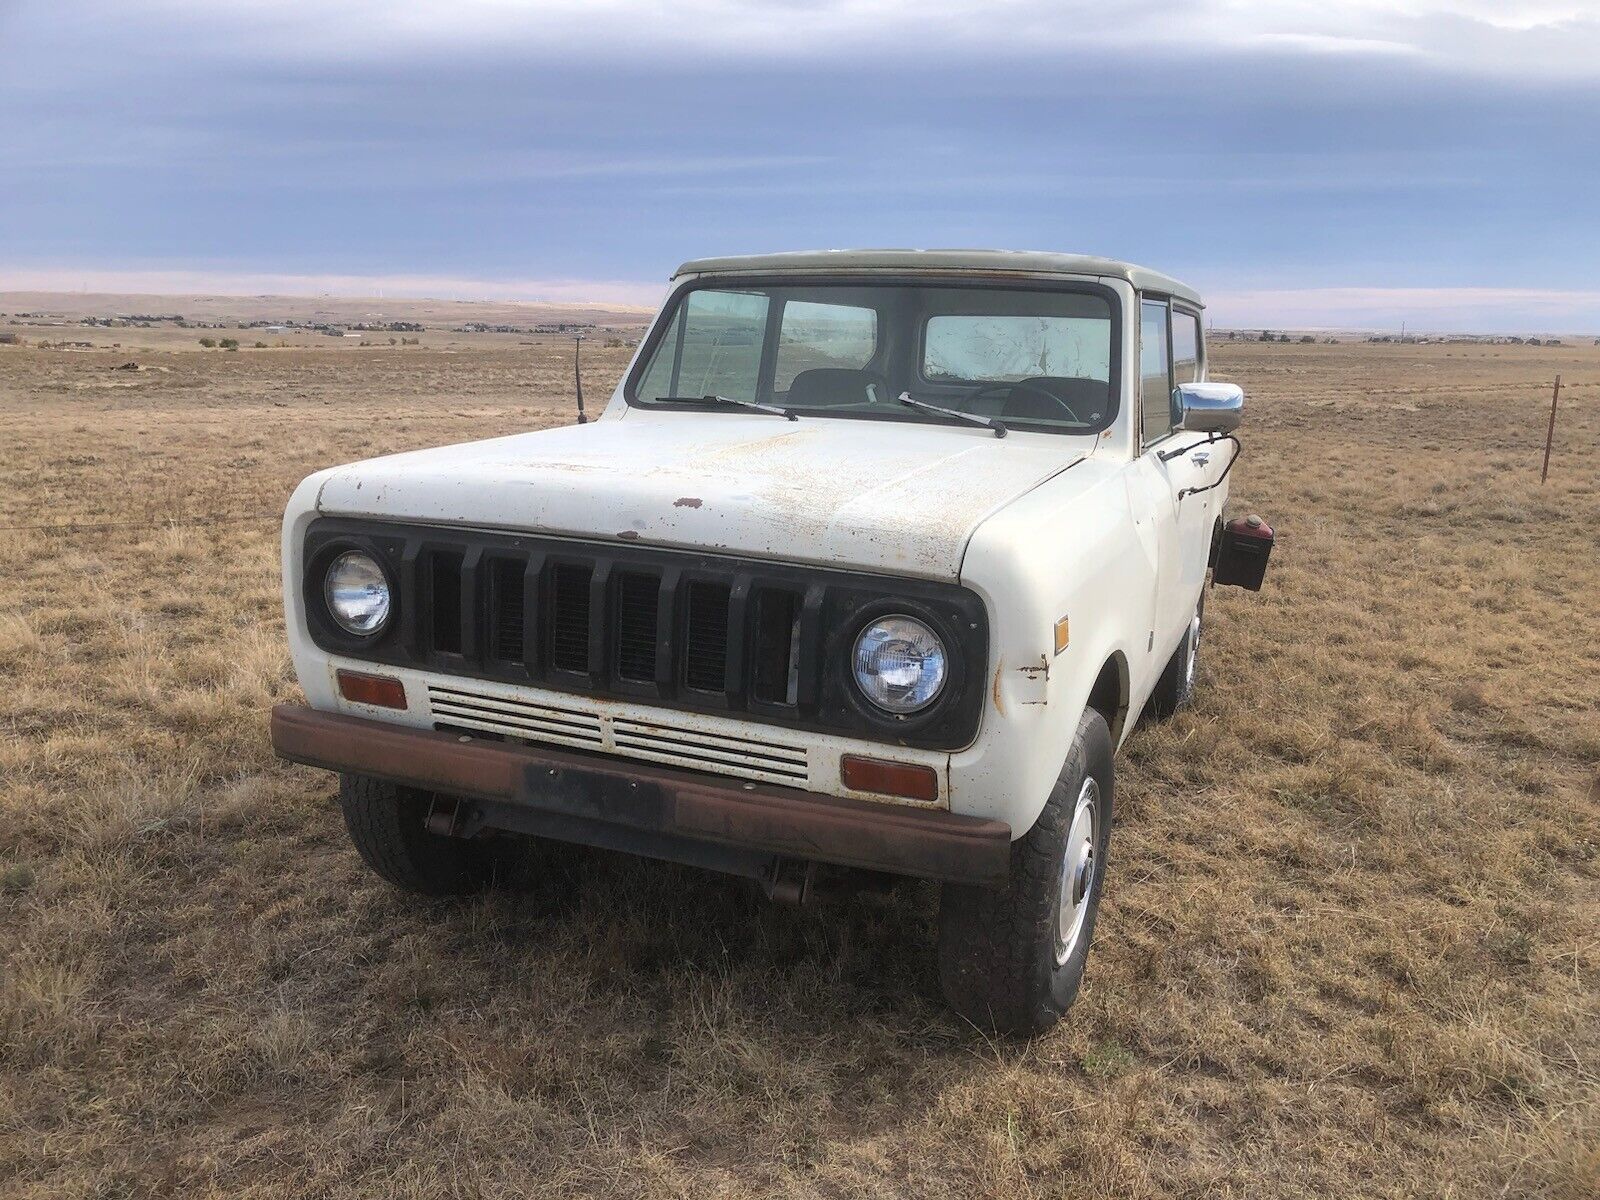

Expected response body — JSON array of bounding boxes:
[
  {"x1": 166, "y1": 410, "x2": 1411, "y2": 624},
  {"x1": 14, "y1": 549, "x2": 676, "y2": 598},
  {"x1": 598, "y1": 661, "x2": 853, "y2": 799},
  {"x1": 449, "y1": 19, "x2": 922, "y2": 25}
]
[{"x1": 951, "y1": 460, "x2": 1151, "y2": 837}]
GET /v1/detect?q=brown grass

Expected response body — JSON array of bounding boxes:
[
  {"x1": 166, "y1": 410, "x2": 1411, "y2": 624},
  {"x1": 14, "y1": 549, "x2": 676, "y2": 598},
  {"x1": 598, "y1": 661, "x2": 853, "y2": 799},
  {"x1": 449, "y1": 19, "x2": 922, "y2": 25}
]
[{"x1": 2, "y1": 319, "x2": 1597, "y2": 1198}]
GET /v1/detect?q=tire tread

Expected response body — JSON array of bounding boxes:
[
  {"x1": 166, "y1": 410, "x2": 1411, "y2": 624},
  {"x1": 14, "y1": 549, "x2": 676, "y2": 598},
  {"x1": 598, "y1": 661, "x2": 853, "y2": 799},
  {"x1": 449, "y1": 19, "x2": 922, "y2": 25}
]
[{"x1": 937, "y1": 710, "x2": 1113, "y2": 1036}]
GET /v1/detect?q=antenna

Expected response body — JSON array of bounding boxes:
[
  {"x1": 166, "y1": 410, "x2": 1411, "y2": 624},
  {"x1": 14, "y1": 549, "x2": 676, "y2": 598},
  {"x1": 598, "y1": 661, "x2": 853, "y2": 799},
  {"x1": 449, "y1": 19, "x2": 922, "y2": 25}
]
[{"x1": 573, "y1": 333, "x2": 587, "y2": 424}]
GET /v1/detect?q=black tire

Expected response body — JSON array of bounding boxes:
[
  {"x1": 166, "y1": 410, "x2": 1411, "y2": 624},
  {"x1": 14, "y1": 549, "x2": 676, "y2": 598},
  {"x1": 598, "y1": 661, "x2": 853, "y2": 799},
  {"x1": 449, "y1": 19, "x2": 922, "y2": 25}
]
[
  {"x1": 937, "y1": 708, "x2": 1114, "y2": 1036},
  {"x1": 337, "y1": 773, "x2": 495, "y2": 896},
  {"x1": 1146, "y1": 591, "x2": 1204, "y2": 720}
]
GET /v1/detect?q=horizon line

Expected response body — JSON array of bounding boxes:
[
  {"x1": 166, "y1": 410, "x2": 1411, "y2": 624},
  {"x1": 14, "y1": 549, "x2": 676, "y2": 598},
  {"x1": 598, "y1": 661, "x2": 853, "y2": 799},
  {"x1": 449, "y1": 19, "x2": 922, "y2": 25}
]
[{"x1": 4, "y1": 269, "x2": 1600, "y2": 337}]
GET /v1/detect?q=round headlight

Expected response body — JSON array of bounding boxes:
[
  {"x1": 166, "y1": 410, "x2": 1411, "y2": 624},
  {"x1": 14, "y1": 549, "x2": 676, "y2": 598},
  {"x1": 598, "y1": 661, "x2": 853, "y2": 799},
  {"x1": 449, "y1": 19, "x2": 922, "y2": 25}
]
[
  {"x1": 852, "y1": 615, "x2": 948, "y2": 714},
  {"x1": 323, "y1": 550, "x2": 391, "y2": 636}
]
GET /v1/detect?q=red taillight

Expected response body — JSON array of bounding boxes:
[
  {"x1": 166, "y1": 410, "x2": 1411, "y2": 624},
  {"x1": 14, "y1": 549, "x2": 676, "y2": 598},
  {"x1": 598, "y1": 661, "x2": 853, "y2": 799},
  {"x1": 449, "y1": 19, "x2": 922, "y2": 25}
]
[
  {"x1": 336, "y1": 669, "x2": 407, "y2": 709},
  {"x1": 840, "y1": 755, "x2": 940, "y2": 802}
]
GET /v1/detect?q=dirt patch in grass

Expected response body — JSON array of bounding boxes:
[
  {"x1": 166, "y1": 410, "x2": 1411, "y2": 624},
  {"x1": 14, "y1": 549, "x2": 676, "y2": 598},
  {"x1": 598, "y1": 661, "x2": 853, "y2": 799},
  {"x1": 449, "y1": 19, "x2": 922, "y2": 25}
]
[{"x1": 2, "y1": 331, "x2": 1597, "y2": 1198}]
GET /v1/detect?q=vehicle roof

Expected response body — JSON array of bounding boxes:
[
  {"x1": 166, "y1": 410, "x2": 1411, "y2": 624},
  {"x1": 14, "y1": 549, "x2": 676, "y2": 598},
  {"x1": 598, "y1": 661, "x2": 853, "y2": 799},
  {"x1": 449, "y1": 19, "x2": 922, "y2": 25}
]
[{"x1": 672, "y1": 249, "x2": 1203, "y2": 307}]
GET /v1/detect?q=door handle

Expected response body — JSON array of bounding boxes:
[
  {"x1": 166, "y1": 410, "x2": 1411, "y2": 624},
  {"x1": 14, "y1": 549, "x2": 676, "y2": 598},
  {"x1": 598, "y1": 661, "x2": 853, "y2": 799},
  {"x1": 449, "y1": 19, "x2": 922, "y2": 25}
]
[{"x1": 1191, "y1": 452, "x2": 1211, "y2": 466}]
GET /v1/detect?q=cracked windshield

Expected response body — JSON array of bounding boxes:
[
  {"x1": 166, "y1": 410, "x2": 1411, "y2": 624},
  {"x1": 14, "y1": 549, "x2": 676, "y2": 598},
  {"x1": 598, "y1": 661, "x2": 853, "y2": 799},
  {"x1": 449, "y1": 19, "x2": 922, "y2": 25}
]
[{"x1": 633, "y1": 283, "x2": 1115, "y2": 431}]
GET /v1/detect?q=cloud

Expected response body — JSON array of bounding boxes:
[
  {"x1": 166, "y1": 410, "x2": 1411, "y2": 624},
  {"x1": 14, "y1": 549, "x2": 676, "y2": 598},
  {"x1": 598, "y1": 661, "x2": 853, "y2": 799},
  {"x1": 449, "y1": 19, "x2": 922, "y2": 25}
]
[{"x1": 51, "y1": 1, "x2": 1600, "y2": 79}]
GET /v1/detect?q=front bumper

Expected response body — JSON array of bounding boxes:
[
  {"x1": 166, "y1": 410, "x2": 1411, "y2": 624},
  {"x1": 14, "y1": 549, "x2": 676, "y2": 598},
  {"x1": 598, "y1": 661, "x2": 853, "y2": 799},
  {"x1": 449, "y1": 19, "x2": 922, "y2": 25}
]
[{"x1": 270, "y1": 704, "x2": 1011, "y2": 886}]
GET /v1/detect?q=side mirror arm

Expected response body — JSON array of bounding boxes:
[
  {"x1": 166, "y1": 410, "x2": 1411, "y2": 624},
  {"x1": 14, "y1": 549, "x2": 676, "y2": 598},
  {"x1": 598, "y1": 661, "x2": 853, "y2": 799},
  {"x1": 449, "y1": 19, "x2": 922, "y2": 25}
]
[
  {"x1": 1175, "y1": 435, "x2": 1243, "y2": 501},
  {"x1": 1158, "y1": 429, "x2": 1226, "y2": 462}
]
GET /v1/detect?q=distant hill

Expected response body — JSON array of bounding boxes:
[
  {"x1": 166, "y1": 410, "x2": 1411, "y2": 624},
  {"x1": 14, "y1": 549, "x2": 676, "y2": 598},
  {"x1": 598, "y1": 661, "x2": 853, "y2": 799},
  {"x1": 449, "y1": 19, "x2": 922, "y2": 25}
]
[{"x1": 0, "y1": 291, "x2": 656, "y2": 330}]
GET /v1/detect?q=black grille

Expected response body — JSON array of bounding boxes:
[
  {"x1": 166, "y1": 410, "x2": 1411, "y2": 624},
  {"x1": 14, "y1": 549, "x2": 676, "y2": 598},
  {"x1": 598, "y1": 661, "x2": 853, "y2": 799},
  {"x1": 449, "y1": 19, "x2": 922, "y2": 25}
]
[
  {"x1": 615, "y1": 572, "x2": 660, "y2": 683},
  {"x1": 303, "y1": 520, "x2": 990, "y2": 750},
  {"x1": 683, "y1": 580, "x2": 731, "y2": 692},
  {"x1": 548, "y1": 563, "x2": 592, "y2": 673}
]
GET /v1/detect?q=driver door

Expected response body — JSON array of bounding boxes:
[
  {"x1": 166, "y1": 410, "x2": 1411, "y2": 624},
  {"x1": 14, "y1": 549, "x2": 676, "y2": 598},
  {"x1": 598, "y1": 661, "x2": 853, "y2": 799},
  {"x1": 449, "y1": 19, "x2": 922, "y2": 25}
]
[{"x1": 1131, "y1": 297, "x2": 1210, "y2": 664}]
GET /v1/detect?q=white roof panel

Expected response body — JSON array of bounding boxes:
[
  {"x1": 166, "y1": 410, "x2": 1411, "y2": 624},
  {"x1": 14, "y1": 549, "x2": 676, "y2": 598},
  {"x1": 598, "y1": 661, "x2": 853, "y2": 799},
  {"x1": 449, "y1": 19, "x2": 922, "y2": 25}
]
[{"x1": 673, "y1": 249, "x2": 1203, "y2": 307}]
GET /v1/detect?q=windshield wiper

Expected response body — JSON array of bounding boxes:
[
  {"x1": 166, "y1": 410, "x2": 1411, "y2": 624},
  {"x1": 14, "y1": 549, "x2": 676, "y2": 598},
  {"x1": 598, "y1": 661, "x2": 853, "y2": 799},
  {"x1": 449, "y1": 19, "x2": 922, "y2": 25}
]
[
  {"x1": 653, "y1": 394, "x2": 799, "y2": 421},
  {"x1": 897, "y1": 392, "x2": 1007, "y2": 438}
]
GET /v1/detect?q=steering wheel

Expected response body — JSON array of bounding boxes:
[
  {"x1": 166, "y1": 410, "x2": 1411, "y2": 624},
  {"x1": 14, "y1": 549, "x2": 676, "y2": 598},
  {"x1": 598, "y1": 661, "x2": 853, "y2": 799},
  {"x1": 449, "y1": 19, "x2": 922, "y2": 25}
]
[{"x1": 962, "y1": 380, "x2": 1087, "y2": 424}]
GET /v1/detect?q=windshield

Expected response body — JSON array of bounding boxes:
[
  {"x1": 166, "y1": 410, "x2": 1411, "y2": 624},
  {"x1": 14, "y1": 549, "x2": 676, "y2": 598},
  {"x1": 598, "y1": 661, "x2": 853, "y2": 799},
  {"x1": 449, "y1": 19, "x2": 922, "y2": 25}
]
[{"x1": 628, "y1": 279, "x2": 1118, "y2": 434}]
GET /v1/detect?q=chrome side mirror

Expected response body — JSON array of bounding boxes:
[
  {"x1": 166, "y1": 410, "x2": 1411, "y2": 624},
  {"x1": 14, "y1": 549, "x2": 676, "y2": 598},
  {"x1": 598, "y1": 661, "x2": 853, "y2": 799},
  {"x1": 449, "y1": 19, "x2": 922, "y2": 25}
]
[{"x1": 1175, "y1": 382, "x2": 1243, "y2": 434}]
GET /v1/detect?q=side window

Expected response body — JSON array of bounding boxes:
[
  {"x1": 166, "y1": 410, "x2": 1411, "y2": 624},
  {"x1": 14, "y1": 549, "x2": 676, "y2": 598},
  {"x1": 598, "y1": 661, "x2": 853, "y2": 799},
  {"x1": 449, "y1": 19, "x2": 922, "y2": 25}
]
[
  {"x1": 635, "y1": 289, "x2": 768, "y2": 402},
  {"x1": 1139, "y1": 299, "x2": 1173, "y2": 445},
  {"x1": 773, "y1": 300, "x2": 877, "y2": 391},
  {"x1": 1172, "y1": 309, "x2": 1201, "y2": 385}
]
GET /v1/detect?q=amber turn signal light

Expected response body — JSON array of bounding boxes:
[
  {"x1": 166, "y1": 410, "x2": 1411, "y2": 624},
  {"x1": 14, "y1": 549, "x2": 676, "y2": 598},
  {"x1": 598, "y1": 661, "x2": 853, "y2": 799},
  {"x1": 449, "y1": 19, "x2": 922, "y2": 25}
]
[
  {"x1": 336, "y1": 669, "x2": 407, "y2": 709},
  {"x1": 840, "y1": 755, "x2": 939, "y2": 802}
]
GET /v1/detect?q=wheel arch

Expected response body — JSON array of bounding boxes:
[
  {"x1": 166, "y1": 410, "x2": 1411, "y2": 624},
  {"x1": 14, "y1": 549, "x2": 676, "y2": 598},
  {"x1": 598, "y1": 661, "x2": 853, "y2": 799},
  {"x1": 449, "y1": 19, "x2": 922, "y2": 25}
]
[{"x1": 1085, "y1": 652, "x2": 1130, "y2": 747}]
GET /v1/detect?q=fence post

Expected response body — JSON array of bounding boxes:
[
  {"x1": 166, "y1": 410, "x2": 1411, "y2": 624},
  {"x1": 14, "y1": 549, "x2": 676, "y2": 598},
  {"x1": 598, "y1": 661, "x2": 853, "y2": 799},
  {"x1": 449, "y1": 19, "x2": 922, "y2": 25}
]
[{"x1": 1540, "y1": 375, "x2": 1560, "y2": 484}]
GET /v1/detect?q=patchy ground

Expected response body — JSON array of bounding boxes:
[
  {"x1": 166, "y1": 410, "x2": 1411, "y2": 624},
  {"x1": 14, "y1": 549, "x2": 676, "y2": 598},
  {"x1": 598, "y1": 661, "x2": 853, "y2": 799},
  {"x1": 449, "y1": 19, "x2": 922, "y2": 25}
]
[{"x1": 1, "y1": 321, "x2": 1596, "y2": 1198}]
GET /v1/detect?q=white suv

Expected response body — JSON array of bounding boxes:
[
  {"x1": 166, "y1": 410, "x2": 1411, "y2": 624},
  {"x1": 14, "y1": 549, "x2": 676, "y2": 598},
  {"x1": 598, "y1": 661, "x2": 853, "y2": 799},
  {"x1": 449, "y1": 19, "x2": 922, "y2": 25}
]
[{"x1": 272, "y1": 249, "x2": 1273, "y2": 1034}]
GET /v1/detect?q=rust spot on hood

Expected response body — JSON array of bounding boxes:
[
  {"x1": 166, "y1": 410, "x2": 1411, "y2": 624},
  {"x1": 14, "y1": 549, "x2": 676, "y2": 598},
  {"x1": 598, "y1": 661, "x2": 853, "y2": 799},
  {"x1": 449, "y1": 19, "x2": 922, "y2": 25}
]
[{"x1": 673, "y1": 497, "x2": 703, "y2": 508}]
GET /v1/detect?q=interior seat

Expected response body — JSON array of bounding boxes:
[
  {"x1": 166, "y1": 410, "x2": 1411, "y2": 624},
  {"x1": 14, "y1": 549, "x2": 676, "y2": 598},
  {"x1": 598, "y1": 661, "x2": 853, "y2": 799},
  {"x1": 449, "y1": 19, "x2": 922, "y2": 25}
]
[{"x1": 783, "y1": 367, "x2": 887, "y2": 409}]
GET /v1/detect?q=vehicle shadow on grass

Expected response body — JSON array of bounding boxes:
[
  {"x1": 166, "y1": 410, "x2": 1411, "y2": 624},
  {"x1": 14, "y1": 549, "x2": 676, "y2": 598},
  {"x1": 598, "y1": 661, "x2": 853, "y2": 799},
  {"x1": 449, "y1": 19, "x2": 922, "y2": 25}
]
[
  {"x1": 468, "y1": 839, "x2": 949, "y2": 1019},
  {"x1": 407, "y1": 835, "x2": 1008, "y2": 1052}
]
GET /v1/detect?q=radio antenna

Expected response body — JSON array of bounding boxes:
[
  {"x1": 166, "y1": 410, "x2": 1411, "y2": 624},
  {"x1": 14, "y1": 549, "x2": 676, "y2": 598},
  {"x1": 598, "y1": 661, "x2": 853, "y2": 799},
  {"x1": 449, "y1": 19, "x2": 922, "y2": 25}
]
[{"x1": 573, "y1": 333, "x2": 588, "y2": 424}]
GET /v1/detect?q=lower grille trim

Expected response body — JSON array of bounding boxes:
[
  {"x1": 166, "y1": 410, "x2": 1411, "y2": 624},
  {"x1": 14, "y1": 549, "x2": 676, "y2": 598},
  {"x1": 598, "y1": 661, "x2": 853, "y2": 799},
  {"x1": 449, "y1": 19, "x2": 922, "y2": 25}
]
[{"x1": 425, "y1": 681, "x2": 812, "y2": 789}]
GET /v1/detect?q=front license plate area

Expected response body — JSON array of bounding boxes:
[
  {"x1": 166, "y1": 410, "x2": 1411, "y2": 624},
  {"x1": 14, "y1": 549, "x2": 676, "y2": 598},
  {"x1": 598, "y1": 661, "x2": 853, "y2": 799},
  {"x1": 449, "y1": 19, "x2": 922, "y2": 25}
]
[{"x1": 519, "y1": 762, "x2": 670, "y2": 829}]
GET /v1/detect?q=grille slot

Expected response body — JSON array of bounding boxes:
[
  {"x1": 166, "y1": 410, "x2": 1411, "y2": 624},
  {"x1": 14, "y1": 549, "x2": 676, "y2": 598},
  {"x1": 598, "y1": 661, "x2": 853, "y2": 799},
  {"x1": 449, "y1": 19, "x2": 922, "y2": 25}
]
[
  {"x1": 547, "y1": 562, "x2": 592, "y2": 673},
  {"x1": 610, "y1": 718, "x2": 808, "y2": 784},
  {"x1": 488, "y1": 558, "x2": 525, "y2": 663},
  {"x1": 614, "y1": 572, "x2": 660, "y2": 683},
  {"x1": 683, "y1": 580, "x2": 731, "y2": 692},
  {"x1": 429, "y1": 551, "x2": 463, "y2": 654},
  {"x1": 750, "y1": 587, "x2": 800, "y2": 706},
  {"x1": 427, "y1": 684, "x2": 603, "y2": 748}
]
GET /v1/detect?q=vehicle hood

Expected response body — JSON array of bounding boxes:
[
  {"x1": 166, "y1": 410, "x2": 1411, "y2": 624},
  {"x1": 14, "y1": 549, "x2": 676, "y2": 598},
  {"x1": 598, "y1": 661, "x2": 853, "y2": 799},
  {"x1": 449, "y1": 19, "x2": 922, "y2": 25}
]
[{"x1": 310, "y1": 412, "x2": 1092, "y2": 580}]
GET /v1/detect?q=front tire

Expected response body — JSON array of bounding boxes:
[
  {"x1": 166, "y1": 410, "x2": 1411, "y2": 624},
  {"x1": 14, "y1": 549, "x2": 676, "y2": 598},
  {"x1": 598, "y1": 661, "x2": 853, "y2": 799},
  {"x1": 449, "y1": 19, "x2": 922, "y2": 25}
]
[
  {"x1": 937, "y1": 708, "x2": 1114, "y2": 1036},
  {"x1": 337, "y1": 774, "x2": 495, "y2": 896}
]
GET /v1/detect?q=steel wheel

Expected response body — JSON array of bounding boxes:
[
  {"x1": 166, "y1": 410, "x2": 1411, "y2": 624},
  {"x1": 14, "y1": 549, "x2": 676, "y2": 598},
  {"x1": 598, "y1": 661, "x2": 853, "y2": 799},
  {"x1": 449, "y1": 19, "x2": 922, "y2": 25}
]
[
  {"x1": 1183, "y1": 606, "x2": 1201, "y2": 693},
  {"x1": 1054, "y1": 777, "x2": 1100, "y2": 966}
]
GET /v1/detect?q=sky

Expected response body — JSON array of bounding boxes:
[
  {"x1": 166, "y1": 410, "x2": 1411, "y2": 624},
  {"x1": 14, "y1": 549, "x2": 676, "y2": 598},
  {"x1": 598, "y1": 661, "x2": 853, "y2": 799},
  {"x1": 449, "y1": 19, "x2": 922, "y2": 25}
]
[{"x1": 2, "y1": 1, "x2": 1598, "y2": 332}]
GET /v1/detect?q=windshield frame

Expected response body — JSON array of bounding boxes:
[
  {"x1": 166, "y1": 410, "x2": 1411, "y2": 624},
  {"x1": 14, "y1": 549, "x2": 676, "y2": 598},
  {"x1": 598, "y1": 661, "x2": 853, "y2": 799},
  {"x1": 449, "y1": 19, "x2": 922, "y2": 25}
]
[{"x1": 623, "y1": 273, "x2": 1124, "y2": 437}]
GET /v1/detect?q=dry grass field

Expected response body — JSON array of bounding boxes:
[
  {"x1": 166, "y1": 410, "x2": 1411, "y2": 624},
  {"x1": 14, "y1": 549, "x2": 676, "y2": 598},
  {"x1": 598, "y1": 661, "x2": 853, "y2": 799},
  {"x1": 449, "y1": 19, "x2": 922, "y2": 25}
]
[{"x1": 1, "y1": 302, "x2": 1596, "y2": 1198}]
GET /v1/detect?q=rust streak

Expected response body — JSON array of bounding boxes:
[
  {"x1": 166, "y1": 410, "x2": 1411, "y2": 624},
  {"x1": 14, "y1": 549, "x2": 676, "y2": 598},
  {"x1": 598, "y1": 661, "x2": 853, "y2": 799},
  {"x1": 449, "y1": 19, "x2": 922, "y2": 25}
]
[{"x1": 991, "y1": 660, "x2": 1006, "y2": 718}]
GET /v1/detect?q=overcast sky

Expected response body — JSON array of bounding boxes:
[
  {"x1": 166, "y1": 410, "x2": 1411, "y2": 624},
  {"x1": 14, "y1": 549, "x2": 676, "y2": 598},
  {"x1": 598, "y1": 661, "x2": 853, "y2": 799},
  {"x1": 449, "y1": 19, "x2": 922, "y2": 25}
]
[{"x1": 3, "y1": 1, "x2": 1597, "y2": 331}]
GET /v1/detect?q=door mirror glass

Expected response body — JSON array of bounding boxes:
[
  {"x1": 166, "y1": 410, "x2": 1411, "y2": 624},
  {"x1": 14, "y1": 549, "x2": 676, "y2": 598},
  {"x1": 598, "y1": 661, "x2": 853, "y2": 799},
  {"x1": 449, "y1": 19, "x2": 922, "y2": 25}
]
[{"x1": 1175, "y1": 382, "x2": 1243, "y2": 433}]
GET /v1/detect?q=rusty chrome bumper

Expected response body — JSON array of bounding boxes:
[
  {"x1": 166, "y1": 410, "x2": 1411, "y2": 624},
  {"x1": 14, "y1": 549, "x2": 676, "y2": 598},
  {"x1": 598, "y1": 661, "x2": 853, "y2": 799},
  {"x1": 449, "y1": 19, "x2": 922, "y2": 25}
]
[{"x1": 270, "y1": 705, "x2": 1011, "y2": 886}]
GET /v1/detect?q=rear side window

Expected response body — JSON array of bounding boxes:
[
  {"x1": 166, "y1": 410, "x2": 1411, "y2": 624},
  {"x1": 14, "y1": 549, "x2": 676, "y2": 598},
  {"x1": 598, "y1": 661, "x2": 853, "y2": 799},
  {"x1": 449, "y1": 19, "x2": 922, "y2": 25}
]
[
  {"x1": 1172, "y1": 308, "x2": 1201, "y2": 385},
  {"x1": 1140, "y1": 299, "x2": 1173, "y2": 445}
]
